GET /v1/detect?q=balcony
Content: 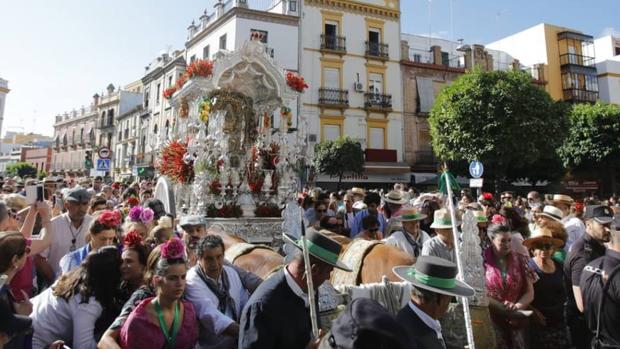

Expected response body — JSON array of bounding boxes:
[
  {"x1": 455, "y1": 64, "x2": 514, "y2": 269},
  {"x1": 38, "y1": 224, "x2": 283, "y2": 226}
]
[
  {"x1": 320, "y1": 34, "x2": 346, "y2": 54},
  {"x1": 365, "y1": 41, "x2": 389, "y2": 60},
  {"x1": 318, "y1": 88, "x2": 349, "y2": 109},
  {"x1": 560, "y1": 53, "x2": 595, "y2": 67},
  {"x1": 364, "y1": 93, "x2": 392, "y2": 112},
  {"x1": 563, "y1": 88, "x2": 598, "y2": 104}
]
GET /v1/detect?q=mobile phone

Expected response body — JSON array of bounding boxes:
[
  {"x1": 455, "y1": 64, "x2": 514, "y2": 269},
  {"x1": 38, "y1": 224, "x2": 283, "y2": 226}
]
[{"x1": 36, "y1": 185, "x2": 44, "y2": 202}]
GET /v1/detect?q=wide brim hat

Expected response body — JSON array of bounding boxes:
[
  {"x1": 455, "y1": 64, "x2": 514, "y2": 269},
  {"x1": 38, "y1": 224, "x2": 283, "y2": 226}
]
[
  {"x1": 283, "y1": 229, "x2": 352, "y2": 271},
  {"x1": 523, "y1": 227, "x2": 564, "y2": 249},
  {"x1": 393, "y1": 256, "x2": 474, "y2": 298},
  {"x1": 400, "y1": 207, "x2": 427, "y2": 221},
  {"x1": 552, "y1": 194, "x2": 574, "y2": 206},
  {"x1": 535, "y1": 205, "x2": 563, "y2": 223},
  {"x1": 471, "y1": 210, "x2": 488, "y2": 223},
  {"x1": 351, "y1": 187, "x2": 366, "y2": 196},
  {"x1": 383, "y1": 190, "x2": 407, "y2": 205},
  {"x1": 430, "y1": 208, "x2": 460, "y2": 229}
]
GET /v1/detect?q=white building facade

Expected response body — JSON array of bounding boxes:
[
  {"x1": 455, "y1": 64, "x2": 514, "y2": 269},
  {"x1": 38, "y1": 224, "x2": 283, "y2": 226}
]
[{"x1": 594, "y1": 35, "x2": 620, "y2": 104}]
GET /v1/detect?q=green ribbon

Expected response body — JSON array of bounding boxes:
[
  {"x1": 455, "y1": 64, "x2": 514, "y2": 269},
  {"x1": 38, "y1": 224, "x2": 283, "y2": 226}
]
[
  {"x1": 407, "y1": 269, "x2": 456, "y2": 289},
  {"x1": 438, "y1": 171, "x2": 461, "y2": 195},
  {"x1": 296, "y1": 239, "x2": 339, "y2": 265},
  {"x1": 154, "y1": 299, "x2": 181, "y2": 349},
  {"x1": 434, "y1": 218, "x2": 453, "y2": 226},
  {"x1": 402, "y1": 214, "x2": 423, "y2": 220}
]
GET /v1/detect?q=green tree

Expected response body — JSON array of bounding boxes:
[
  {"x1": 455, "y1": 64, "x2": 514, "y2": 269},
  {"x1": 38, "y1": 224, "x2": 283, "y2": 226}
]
[
  {"x1": 558, "y1": 102, "x2": 620, "y2": 193},
  {"x1": 6, "y1": 162, "x2": 37, "y2": 178},
  {"x1": 313, "y1": 136, "x2": 365, "y2": 190},
  {"x1": 37, "y1": 171, "x2": 48, "y2": 180},
  {"x1": 429, "y1": 68, "x2": 568, "y2": 189}
]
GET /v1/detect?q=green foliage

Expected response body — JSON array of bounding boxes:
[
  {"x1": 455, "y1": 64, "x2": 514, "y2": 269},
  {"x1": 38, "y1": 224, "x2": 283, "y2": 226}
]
[
  {"x1": 429, "y1": 68, "x2": 568, "y2": 182},
  {"x1": 559, "y1": 102, "x2": 620, "y2": 168},
  {"x1": 6, "y1": 162, "x2": 37, "y2": 178},
  {"x1": 37, "y1": 171, "x2": 48, "y2": 180},
  {"x1": 313, "y1": 136, "x2": 365, "y2": 189}
]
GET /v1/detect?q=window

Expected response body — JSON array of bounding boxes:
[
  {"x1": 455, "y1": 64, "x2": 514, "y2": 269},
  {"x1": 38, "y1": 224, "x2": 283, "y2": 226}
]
[
  {"x1": 413, "y1": 54, "x2": 421, "y2": 62},
  {"x1": 368, "y1": 29, "x2": 380, "y2": 44},
  {"x1": 203, "y1": 45, "x2": 210, "y2": 59},
  {"x1": 323, "y1": 68, "x2": 340, "y2": 88},
  {"x1": 190, "y1": 55, "x2": 196, "y2": 63},
  {"x1": 615, "y1": 46, "x2": 620, "y2": 56},
  {"x1": 168, "y1": 76, "x2": 173, "y2": 87},
  {"x1": 220, "y1": 34, "x2": 227, "y2": 50},
  {"x1": 441, "y1": 52, "x2": 449, "y2": 66},
  {"x1": 369, "y1": 128, "x2": 384, "y2": 149},
  {"x1": 368, "y1": 73, "x2": 383, "y2": 94},
  {"x1": 250, "y1": 29, "x2": 268, "y2": 43},
  {"x1": 325, "y1": 22, "x2": 337, "y2": 38},
  {"x1": 289, "y1": 0, "x2": 297, "y2": 12},
  {"x1": 323, "y1": 125, "x2": 340, "y2": 141},
  {"x1": 144, "y1": 88, "x2": 150, "y2": 108},
  {"x1": 156, "y1": 83, "x2": 161, "y2": 105}
]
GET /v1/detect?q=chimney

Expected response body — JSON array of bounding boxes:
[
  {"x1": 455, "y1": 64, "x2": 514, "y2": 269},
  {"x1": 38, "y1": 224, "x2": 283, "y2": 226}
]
[
  {"x1": 93, "y1": 93, "x2": 100, "y2": 106},
  {"x1": 236, "y1": 0, "x2": 248, "y2": 9},
  {"x1": 472, "y1": 44, "x2": 485, "y2": 69},
  {"x1": 187, "y1": 20, "x2": 197, "y2": 39},
  {"x1": 199, "y1": 10, "x2": 209, "y2": 28},
  {"x1": 431, "y1": 45, "x2": 442, "y2": 65},
  {"x1": 401, "y1": 40, "x2": 410, "y2": 61},
  {"x1": 485, "y1": 52, "x2": 494, "y2": 71},
  {"x1": 214, "y1": 0, "x2": 225, "y2": 18},
  {"x1": 511, "y1": 58, "x2": 520, "y2": 71},
  {"x1": 107, "y1": 83, "x2": 115, "y2": 95}
]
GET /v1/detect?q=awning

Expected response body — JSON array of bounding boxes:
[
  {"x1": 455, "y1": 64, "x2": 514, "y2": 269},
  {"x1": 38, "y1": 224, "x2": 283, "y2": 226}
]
[
  {"x1": 416, "y1": 77, "x2": 435, "y2": 113},
  {"x1": 364, "y1": 162, "x2": 411, "y2": 174},
  {"x1": 412, "y1": 172, "x2": 469, "y2": 186},
  {"x1": 316, "y1": 163, "x2": 412, "y2": 183}
]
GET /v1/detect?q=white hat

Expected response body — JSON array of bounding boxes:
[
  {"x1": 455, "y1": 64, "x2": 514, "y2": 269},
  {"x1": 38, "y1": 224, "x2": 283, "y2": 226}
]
[{"x1": 535, "y1": 205, "x2": 563, "y2": 222}]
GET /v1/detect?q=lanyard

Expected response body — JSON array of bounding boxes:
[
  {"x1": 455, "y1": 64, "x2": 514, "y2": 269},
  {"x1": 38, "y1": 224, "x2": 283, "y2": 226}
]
[{"x1": 154, "y1": 299, "x2": 181, "y2": 349}]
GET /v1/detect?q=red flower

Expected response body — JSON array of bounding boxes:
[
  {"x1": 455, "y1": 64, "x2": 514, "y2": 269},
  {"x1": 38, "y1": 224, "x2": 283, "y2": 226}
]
[
  {"x1": 123, "y1": 230, "x2": 144, "y2": 247},
  {"x1": 491, "y1": 214, "x2": 507, "y2": 226},
  {"x1": 157, "y1": 140, "x2": 194, "y2": 184},
  {"x1": 161, "y1": 237, "x2": 185, "y2": 260},
  {"x1": 285, "y1": 71, "x2": 308, "y2": 92},
  {"x1": 127, "y1": 197, "x2": 140, "y2": 207},
  {"x1": 98, "y1": 210, "x2": 122, "y2": 228},
  {"x1": 163, "y1": 87, "x2": 177, "y2": 99},
  {"x1": 482, "y1": 192, "x2": 494, "y2": 200},
  {"x1": 176, "y1": 73, "x2": 189, "y2": 90},
  {"x1": 186, "y1": 59, "x2": 214, "y2": 78}
]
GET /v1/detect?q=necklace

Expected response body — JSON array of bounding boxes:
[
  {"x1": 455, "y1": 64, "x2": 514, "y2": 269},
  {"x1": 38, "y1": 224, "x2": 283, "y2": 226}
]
[
  {"x1": 66, "y1": 216, "x2": 83, "y2": 252},
  {"x1": 154, "y1": 299, "x2": 181, "y2": 349}
]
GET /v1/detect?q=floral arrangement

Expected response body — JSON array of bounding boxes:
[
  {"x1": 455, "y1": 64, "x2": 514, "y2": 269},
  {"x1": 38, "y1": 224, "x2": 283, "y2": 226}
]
[
  {"x1": 198, "y1": 97, "x2": 212, "y2": 123},
  {"x1": 157, "y1": 140, "x2": 195, "y2": 184},
  {"x1": 209, "y1": 180, "x2": 222, "y2": 195},
  {"x1": 161, "y1": 237, "x2": 186, "y2": 260},
  {"x1": 176, "y1": 73, "x2": 188, "y2": 90},
  {"x1": 254, "y1": 203, "x2": 282, "y2": 217},
  {"x1": 285, "y1": 71, "x2": 308, "y2": 92},
  {"x1": 207, "y1": 203, "x2": 243, "y2": 218},
  {"x1": 123, "y1": 230, "x2": 144, "y2": 247},
  {"x1": 128, "y1": 206, "x2": 155, "y2": 225},
  {"x1": 163, "y1": 87, "x2": 177, "y2": 100},
  {"x1": 280, "y1": 106, "x2": 292, "y2": 127},
  {"x1": 186, "y1": 59, "x2": 214, "y2": 79},
  {"x1": 98, "y1": 210, "x2": 122, "y2": 228}
]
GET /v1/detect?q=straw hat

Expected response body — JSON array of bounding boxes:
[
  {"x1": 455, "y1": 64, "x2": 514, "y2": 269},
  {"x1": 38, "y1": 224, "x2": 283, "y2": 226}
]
[
  {"x1": 283, "y1": 230, "x2": 352, "y2": 271},
  {"x1": 351, "y1": 187, "x2": 365, "y2": 197},
  {"x1": 430, "y1": 208, "x2": 460, "y2": 229},
  {"x1": 522, "y1": 227, "x2": 564, "y2": 249},
  {"x1": 535, "y1": 205, "x2": 564, "y2": 222},
  {"x1": 393, "y1": 256, "x2": 474, "y2": 298},
  {"x1": 383, "y1": 190, "x2": 407, "y2": 205},
  {"x1": 400, "y1": 207, "x2": 427, "y2": 222},
  {"x1": 552, "y1": 194, "x2": 574, "y2": 206}
]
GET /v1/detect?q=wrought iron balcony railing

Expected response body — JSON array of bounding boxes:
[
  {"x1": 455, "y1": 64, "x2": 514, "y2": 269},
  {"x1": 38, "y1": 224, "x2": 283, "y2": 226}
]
[
  {"x1": 563, "y1": 88, "x2": 598, "y2": 103},
  {"x1": 364, "y1": 93, "x2": 392, "y2": 111},
  {"x1": 559, "y1": 53, "x2": 595, "y2": 67},
  {"x1": 320, "y1": 34, "x2": 346, "y2": 53},
  {"x1": 365, "y1": 41, "x2": 389, "y2": 59},
  {"x1": 318, "y1": 88, "x2": 349, "y2": 108}
]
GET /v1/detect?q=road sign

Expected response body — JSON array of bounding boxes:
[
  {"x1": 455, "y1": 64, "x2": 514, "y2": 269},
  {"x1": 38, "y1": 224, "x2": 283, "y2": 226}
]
[
  {"x1": 469, "y1": 160, "x2": 484, "y2": 179},
  {"x1": 469, "y1": 178, "x2": 484, "y2": 188},
  {"x1": 98, "y1": 147, "x2": 111, "y2": 159},
  {"x1": 96, "y1": 159, "x2": 111, "y2": 172}
]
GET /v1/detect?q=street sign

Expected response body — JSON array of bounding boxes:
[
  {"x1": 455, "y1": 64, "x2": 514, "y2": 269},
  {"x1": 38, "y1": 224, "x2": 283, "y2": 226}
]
[
  {"x1": 469, "y1": 178, "x2": 484, "y2": 188},
  {"x1": 98, "y1": 147, "x2": 112, "y2": 159},
  {"x1": 96, "y1": 159, "x2": 111, "y2": 172},
  {"x1": 469, "y1": 160, "x2": 484, "y2": 179}
]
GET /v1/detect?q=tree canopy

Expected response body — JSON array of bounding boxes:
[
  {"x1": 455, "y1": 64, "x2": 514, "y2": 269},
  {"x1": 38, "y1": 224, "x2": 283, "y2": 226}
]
[
  {"x1": 313, "y1": 136, "x2": 365, "y2": 190},
  {"x1": 429, "y1": 68, "x2": 568, "y2": 185},
  {"x1": 6, "y1": 162, "x2": 37, "y2": 178}
]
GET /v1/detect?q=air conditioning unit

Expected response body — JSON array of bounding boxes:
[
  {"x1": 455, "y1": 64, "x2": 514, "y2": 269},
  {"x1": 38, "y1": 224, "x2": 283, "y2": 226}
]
[{"x1": 354, "y1": 82, "x2": 364, "y2": 92}]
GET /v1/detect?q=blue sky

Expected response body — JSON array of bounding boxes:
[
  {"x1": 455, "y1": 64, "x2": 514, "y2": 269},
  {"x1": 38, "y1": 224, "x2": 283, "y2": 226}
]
[{"x1": 1, "y1": 0, "x2": 618, "y2": 137}]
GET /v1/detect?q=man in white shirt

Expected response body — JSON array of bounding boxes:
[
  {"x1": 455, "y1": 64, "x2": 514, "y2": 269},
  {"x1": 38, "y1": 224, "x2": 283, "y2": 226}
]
[
  {"x1": 552, "y1": 194, "x2": 586, "y2": 251},
  {"x1": 186, "y1": 235, "x2": 249, "y2": 349},
  {"x1": 40, "y1": 188, "x2": 93, "y2": 277},
  {"x1": 384, "y1": 207, "x2": 430, "y2": 258}
]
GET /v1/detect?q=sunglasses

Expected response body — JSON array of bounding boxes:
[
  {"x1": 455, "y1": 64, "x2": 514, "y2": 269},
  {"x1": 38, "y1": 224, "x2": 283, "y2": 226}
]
[{"x1": 534, "y1": 243, "x2": 554, "y2": 250}]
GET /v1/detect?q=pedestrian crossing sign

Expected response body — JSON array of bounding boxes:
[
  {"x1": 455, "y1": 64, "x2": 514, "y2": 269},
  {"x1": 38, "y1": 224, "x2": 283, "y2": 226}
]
[{"x1": 96, "y1": 159, "x2": 111, "y2": 172}]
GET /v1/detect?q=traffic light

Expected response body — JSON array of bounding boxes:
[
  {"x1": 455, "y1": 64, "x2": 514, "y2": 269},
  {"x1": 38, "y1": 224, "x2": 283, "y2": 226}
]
[{"x1": 85, "y1": 151, "x2": 93, "y2": 169}]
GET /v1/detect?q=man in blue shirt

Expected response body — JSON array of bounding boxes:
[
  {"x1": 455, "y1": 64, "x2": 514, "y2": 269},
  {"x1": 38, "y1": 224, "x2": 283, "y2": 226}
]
[{"x1": 350, "y1": 192, "x2": 386, "y2": 238}]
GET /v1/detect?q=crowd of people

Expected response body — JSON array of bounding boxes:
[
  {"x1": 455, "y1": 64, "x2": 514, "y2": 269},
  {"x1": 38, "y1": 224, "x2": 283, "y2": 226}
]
[{"x1": 0, "y1": 175, "x2": 619, "y2": 349}]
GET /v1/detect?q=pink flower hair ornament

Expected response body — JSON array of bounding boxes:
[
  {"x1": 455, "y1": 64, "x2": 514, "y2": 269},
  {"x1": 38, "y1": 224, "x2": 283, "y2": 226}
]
[
  {"x1": 160, "y1": 237, "x2": 186, "y2": 260},
  {"x1": 491, "y1": 214, "x2": 508, "y2": 226},
  {"x1": 128, "y1": 206, "x2": 154, "y2": 225}
]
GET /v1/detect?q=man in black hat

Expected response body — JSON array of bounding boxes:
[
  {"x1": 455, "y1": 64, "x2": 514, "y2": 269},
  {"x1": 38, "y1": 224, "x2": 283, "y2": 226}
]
[
  {"x1": 319, "y1": 298, "x2": 409, "y2": 349},
  {"x1": 580, "y1": 215, "x2": 620, "y2": 347},
  {"x1": 239, "y1": 230, "x2": 351, "y2": 349},
  {"x1": 564, "y1": 204, "x2": 613, "y2": 349},
  {"x1": 393, "y1": 256, "x2": 475, "y2": 349}
]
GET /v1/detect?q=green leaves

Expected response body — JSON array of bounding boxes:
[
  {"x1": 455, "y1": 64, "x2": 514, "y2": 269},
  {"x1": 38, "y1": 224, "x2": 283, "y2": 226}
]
[
  {"x1": 6, "y1": 162, "x2": 37, "y2": 178},
  {"x1": 313, "y1": 137, "x2": 365, "y2": 188},
  {"x1": 429, "y1": 68, "x2": 568, "y2": 182}
]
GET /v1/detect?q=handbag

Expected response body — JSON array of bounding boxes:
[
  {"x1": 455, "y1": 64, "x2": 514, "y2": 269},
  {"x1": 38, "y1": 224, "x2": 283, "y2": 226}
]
[{"x1": 591, "y1": 265, "x2": 620, "y2": 349}]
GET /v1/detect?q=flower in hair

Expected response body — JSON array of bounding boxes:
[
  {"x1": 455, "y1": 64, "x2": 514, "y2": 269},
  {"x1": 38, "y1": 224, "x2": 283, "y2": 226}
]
[
  {"x1": 98, "y1": 210, "x2": 122, "y2": 228},
  {"x1": 123, "y1": 230, "x2": 144, "y2": 247},
  {"x1": 127, "y1": 197, "x2": 140, "y2": 207},
  {"x1": 140, "y1": 208, "x2": 154, "y2": 225},
  {"x1": 491, "y1": 214, "x2": 507, "y2": 226},
  {"x1": 128, "y1": 206, "x2": 143, "y2": 222},
  {"x1": 482, "y1": 192, "x2": 493, "y2": 200},
  {"x1": 161, "y1": 237, "x2": 185, "y2": 260}
]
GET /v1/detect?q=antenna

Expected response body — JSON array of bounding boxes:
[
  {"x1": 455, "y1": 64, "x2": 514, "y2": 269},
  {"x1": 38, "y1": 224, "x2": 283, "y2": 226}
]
[
  {"x1": 428, "y1": 0, "x2": 432, "y2": 49},
  {"x1": 450, "y1": 0, "x2": 455, "y2": 42}
]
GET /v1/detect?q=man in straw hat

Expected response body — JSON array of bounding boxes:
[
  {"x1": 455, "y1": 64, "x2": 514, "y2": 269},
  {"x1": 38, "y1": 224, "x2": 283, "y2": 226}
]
[
  {"x1": 384, "y1": 207, "x2": 430, "y2": 258},
  {"x1": 422, "y1": 208, "x2": 460, "y2": 263},
  {"x1": 239, "y1": 230, "x2": 351, "y2": 349},
  {"x1": 564, "y1": 204, "x2": 613, "y2": 348},
  {"x1": 394, "y1": 256, "x2": 475, "y2": 349},
  {"x1": 552, "y1": 194, "x2": 586, "y2": 251},
  {"x1": 350, "y1": 187, "x2": 365, "y2": 203},
  {"x1": 580, "y1": 215, "x2": 620, "y2": 347}
]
